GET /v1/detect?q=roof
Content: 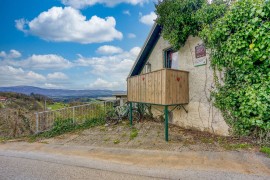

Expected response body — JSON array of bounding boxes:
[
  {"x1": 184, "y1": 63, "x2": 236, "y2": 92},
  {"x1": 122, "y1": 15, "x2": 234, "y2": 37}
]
[
  {"x1": 0, "y1": 97, "x2": 7, "y2": 101},
  {"x1": 113, "y1": 93, "x2": 127, "y2": 97},
  {"x1": 128, "y1": 23, "x2": 162, "y2": 77}
]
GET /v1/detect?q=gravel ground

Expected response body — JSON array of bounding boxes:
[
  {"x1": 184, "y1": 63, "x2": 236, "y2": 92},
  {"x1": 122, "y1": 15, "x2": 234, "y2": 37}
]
[{"x1": 43, "y1": 120, "x2": 259, "y2": 153}]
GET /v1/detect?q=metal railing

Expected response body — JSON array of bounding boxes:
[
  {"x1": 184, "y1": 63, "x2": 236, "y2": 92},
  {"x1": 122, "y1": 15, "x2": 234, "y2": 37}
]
[
  {"x1": 0, "y1": 101, "x2": 117, "y2": 137},
  {"x1": 35, "y1": 101, "x2": 115, "y2": 133}
]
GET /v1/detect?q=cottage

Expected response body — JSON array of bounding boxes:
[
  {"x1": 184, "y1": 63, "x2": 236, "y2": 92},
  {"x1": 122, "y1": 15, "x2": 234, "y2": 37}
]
[
  {"x1": 127, "y1": 24, "x2": 229, "y2": 140},
  {"x1": 0, "y1": 96, "x2": 7, "y2": 102}
]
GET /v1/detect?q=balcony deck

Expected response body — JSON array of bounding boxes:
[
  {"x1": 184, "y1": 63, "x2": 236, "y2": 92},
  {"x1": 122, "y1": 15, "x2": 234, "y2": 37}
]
[{"x1": 127, "y1": 68, "x2": 189, "y2": 105}]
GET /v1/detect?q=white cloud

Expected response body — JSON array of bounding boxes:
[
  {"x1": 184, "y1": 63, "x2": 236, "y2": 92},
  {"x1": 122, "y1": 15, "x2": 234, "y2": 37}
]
[
  {"x1": 0, "y1": 46, "x2": 141, "y2": 90},
  {"x1": 96, "y1": 45, "x2": 123, "y2": 55},
  {"x1": 0, "y1": 65, "x2": 46, "y2": 87},
  {"x1": 0, "y1": 49, "x2": 21, "y2": 59},
  {"x1": 61, "y1": 0, "x2": 149, "y2": 8},
  {"x1": 139, "y1": 11, "x2": 157, "y2": 26},
  {"x1": 123, "y1": 10, "x2": 131, "y2": 16},
  {"x1": 27, "y1": 71, "x2": 46, "y2": 81},
  {"x1": 15, "y1": 7, "x2": 123, "y2": 44},
  {"x1": 127, "y1": 33, "x2": 136, "y2": 38},
  {"x1": 0, "y1": 51, "x2": 73, "y2": 71},
  {"x1": 23, "y1": 54, "x2": 72, "y2": 70},
  {"x1": 130, "y1": 47, "x2": 141, "y2": 56},
  {"x1": 44, "y1": 83, "x2": 63, "y2": 89},
  {"x1": 87, "y1": 78, "x2": 120, "y2": 90},
  {"x1": 47, "y1": 72, "x2": 68, "y2": 80},
  {"x1": 76, "y1": 46, "x2": 141, "y2": 90}
]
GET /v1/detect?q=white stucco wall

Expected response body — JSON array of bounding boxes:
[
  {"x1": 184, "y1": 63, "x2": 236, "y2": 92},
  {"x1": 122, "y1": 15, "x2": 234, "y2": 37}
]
[{"x1": 141, "y1": 36, "x2": 229, "y2": 136}]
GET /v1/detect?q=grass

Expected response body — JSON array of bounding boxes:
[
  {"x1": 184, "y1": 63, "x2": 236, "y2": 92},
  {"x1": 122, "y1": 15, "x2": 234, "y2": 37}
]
[
  {"x1": 223, "y1": 143, "x2": 252, "y2": 150},
  {"x1": 114, "y1": 139, "x2": 120, "y2": 144},
  {"x1": 99, "y1": 126, "x2": 106, "y2": 132},
  {"x1": 0, "y1": 137, "x2": 8, "y2": 143},
  {"x1": 260, "y1": 146, "x2": 270, "y2": 157},
  {"x1": 47, "y1": 102, "x2": 68, "y2": 110},
  {"x1": 200, "y1": 137, "x2": 215, "y2": 144},
  {"x1": 30, "y1": 117, "x2": 105, "y2": 141},
  {"x1": 130, "y1": 128, "x2": 138, "y2": 140},
  {"x1": 103, "y1": 137, "x2": 110, "y2": 142},
  {"x1": 121, "y1": 132, "x2": 127, "y2": 137}
]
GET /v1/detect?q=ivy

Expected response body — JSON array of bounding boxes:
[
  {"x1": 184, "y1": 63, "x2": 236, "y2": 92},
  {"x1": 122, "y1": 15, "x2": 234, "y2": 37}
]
[
  {"x1": 155, "y1": 0, "x2": 228, "y2": 49},
  {"x1": 156, "y1": 0, "x2": 270, "y2": 144}
]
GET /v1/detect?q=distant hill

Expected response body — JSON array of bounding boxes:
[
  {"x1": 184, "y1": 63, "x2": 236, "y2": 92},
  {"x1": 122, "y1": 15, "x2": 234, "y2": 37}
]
[{"x1": 0, "y1": 86, "x2": 125, "y2": 100}]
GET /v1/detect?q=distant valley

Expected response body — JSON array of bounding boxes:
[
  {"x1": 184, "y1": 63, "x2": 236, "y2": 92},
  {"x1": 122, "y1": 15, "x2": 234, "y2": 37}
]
[{"x1": 0, "y1": 86, "x2": 125, "y2": 101}]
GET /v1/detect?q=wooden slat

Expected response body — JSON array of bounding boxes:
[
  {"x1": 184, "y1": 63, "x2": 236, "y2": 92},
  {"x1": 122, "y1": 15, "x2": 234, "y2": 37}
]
[
  {"x1": 162, "y1": 69, "x2": 166, "y2": 105},
  {"x1": 127, "y1": 68, "x2": 189, "y2": 105}
]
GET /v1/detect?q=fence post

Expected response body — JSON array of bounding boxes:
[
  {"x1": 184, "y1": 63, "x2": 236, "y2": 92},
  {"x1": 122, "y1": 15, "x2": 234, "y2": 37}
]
[
  {"x1": 72, "y1": 107, "x2": 75, "y2": 124},
  {"x1": 35, "y1": 112, "x2": 39, "y2": 134}
]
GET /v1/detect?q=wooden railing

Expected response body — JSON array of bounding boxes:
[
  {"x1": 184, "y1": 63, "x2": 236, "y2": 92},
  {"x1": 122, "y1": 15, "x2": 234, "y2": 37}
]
[{"x1": 127, "y1": 68, "x2": 189, "y2": 105}]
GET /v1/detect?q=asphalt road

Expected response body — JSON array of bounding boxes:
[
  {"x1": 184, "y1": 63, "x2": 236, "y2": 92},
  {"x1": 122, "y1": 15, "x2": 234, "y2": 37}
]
[
  {"x1": 0, "y1": 155, "x2": 154, "y2": 180},
  {"x1": 0, "y1": 143, "x2": 269, "y2": 180}
]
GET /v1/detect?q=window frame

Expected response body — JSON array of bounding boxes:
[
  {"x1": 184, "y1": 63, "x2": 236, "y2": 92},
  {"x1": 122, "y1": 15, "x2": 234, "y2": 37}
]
[{"x1": 163, "y1": 47, "x2": 176, "y2": 69}]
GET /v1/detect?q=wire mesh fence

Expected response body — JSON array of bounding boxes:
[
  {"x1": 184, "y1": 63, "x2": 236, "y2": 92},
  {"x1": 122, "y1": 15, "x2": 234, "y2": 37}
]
[
  {"x1": 35, "y1": 102, "x2": 108, "y2": 133},
  {"x1": 0, "y1": 101, "x2": 116, "y2": 137}
]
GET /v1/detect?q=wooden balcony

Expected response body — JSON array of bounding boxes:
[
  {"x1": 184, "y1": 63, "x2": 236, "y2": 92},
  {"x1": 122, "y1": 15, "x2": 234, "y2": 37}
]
[{"x1": 127, "y1": 68, "x2": 189, "y2": 105}]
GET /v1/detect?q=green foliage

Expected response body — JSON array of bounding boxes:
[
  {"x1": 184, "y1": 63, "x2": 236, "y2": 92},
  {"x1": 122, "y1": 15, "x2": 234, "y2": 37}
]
[
  {"x1": 0, "y1": 92, "x2": 46, "y2": 111},
  {"x1": 200, "y1": 0, "x2": 270, "y2": 143},
  {"x1": 156, "y1": 0, "x2": 270, "y2": 144},
  {"x1": 0, "y1": 102, "x2": 4, "y2": 109},
  {"x1": 130, "y1": 128, "x2": 138, "y2": 140},
  {"x1": 223, "y1": 143, "x2": 252, "y2": 150},
  {"x1": 113, "y1": 139, "x2": 120, "y2": 144},
  {"x1": 48, "y1": 102, "x2": 68, "y2": 110},
  {"x1": 155, "y1": 0, "x2": 228, "y2": 49},
  {"x1": 36, "y1": 117, "x2": 105, "y2": 139},
  {"x1": 260, "y1": 146, "x2": 270, "y2": 157}
]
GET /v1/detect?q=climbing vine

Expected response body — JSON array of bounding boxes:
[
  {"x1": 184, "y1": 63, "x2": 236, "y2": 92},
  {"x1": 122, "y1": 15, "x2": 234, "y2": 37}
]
[{"x1": 156, "y1": 0, "x2": 270, "y2": 144}]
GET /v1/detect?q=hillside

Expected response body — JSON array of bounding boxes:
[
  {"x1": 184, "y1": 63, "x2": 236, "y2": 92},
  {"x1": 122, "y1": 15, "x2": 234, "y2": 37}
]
[{"x1": 0, "y1": 92, "x2": 52, "y2": 111}]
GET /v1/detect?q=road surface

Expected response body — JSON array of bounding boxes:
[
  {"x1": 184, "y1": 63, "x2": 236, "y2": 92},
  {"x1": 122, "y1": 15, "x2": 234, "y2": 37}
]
[{"x1": 0, "y1": 142, "x2": 269, "y2": 180}]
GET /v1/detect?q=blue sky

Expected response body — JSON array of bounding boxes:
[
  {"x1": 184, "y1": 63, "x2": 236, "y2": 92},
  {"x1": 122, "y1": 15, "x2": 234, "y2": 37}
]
[{"x1": 0, "y1": 0, "x2": 157, "y2": 90}]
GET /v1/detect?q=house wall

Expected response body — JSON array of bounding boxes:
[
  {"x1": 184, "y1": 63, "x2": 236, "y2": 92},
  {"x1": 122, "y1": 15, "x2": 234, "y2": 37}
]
[{"x1": 141, "y1": 36, "x2": 229, "y2": 136}]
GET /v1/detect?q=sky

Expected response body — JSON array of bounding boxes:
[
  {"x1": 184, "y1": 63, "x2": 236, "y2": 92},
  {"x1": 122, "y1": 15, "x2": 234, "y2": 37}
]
[{"x1": 0, "y1": 0, "x2": 157, "y2": 90}]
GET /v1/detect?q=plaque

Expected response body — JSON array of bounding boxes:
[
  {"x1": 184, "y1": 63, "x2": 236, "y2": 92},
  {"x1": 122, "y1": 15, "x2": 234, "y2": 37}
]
[{"x1": 194, "y1": 44, "x2": 207, "y2": 66}]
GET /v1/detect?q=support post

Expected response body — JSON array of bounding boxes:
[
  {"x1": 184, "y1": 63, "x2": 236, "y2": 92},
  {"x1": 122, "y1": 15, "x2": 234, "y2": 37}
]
[
  {"x1": 164, "y1": 105, "x2": 169, "y2": 142},
  {"x1": 72, "y1": 107, "x2": 75, "y2": 124},
  {"x1": 129, "y1": 102, "x2": 133, "y2": 127},
  {"x1": 35, "y1": 112, "x2": 39, "y2": 134}
]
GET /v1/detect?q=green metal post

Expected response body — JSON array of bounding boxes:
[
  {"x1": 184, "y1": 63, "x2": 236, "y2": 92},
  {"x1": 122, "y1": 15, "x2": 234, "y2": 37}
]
[
  {"x1": 164, "y1": 105, "x2": 169, "y2": 142},
  {"x1": 129, "y1": 102, "x2": 133, "y2": 126}
]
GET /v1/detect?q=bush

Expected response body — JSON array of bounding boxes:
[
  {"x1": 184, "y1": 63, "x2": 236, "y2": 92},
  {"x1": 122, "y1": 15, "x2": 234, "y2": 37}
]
[
  {"x1": 156, "y1": 0, "x2": 270, "y2": 144},
  {"x1": 200, "y1": 0, "x2": 270, "y2": 143},
  {"x1": 38, "y1": 117, "x2": 105, "y2": 138}
]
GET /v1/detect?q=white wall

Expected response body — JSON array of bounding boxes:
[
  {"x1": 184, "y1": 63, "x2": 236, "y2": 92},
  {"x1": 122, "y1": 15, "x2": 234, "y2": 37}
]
[{"x1": 141, "y1": 36, "x2": 229, "y2": 136}]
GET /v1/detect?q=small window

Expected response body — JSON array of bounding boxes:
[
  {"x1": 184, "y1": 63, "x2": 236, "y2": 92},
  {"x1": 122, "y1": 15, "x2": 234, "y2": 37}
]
[{"x1": 164, "y1": 49, "x2": 179, "y2": 69}]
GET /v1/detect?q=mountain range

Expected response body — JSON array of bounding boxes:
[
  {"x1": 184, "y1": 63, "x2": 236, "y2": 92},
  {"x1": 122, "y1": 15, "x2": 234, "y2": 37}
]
[{"x1": 0, "y1": 86, "x2": 125, "y2": 99}]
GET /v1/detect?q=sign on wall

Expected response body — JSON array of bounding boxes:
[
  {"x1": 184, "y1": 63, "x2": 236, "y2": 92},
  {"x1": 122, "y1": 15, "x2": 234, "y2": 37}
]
[{"x1": 194, "y1": 44, "x2": 207, "y2": 66}]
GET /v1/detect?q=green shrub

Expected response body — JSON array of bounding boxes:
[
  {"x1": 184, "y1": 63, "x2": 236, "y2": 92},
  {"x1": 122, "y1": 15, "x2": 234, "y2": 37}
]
[
  {"x1": 130, "y1": 128, "x2": 138, "y2": 140},
  {"x1": 260, "y1": 146, "x2": 270, "y2": 157},
  {"x1": 37, "y1": 117, "x2": 105, "y2": 139},
  {"x1": 156, "y1": 0, "x2": 270, "y2": 144}
]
